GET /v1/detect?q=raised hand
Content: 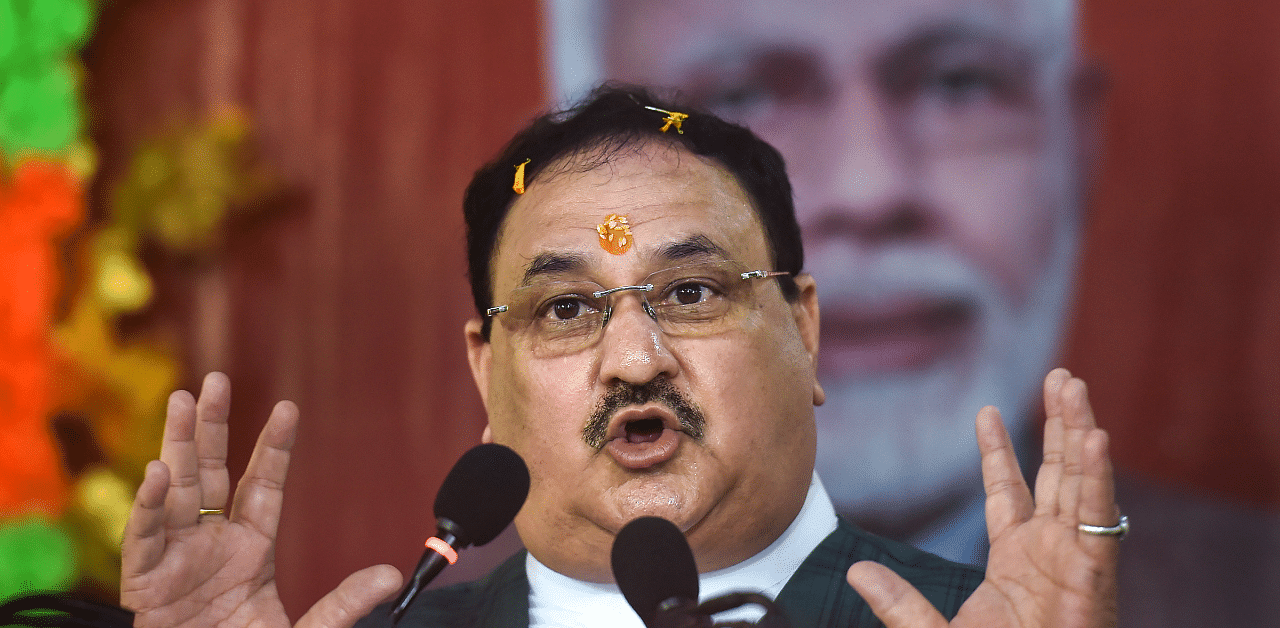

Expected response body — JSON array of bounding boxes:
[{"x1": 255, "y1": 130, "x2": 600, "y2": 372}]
[
  {"x1": 120, "y1": 373, "x2": 402, "y2": 628},
  {"x1": 846, "y1": 368, "x2": 1120, "y2": 628}
]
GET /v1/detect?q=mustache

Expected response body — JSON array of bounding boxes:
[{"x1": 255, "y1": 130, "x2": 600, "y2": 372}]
[{"x1": 583, "y1": 377, "x2": 706, "y2": 450}]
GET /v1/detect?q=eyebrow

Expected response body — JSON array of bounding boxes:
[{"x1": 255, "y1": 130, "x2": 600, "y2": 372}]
[
  {"x1": 521, "y1": 251, "x2": 589, "y2": 285},
  {"x1": 655, "y1": 235, "x2": 730, "y2": 264}
]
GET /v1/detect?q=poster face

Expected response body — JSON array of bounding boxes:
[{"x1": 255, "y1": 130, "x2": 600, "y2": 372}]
[
  {"x1": 544, "y1": 3, "x2": 1280, "y2": 624},
  {"x1": 547, "y1": 0, "x2": 1085, "y2": 565}
]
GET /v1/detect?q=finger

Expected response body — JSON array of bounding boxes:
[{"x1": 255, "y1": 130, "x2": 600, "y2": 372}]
[
  {"x1": 976, "y1": 406, "x2": 1033, "y2": 541},
  {"x1": 296, "y1": 564, "x2": 403, "y2": 628},
  {"x1": 121, "y1": 460, "x2": 171, "y2": 579},
  {"x1": 1057, "y1": 378, "x2": 1097, "y2": 524},
  {"x1": 1042, "y1": 367, "x2": 1071, "y2": 421},
  {"x1": 846, "y1": 561, "x2": 947, "y2": 628},
  {"x1": 230, "y1": 400, "x2": 299, "y2": 538},
  {"x1": 1077, "y1": 429, "x2": 1122, "y2": 556},
  {"x1": 1035, "y1": 369, "x2": 1071, "y2": 516},
  {"x1": 1034, "y1": 414, "x2": 1065, "y2": 516},
  {"x1": 195, "y1": 372, "x2": 232, "y2": 511},
  {"x1": 159, "y1": 390, "x2": 201, "y2": 529}
]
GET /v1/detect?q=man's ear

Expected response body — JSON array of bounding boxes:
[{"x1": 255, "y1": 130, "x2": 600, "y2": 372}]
[
  {"x1": 790, "y1": 273, "x2": 825, "y2": 406},
  {"x1": 464, "y1": 317, "x2": 492, "y2": 417}
]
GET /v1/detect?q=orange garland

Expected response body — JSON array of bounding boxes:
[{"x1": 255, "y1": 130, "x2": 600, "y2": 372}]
[{"x1": 0, "y1": 160, "x2": 83, "y2": 516}]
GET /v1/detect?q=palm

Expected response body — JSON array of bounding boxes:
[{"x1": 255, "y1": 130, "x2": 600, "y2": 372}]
[
  {"x1": 123, "y1": 517, "x2": 283, "y2": 627},
  {"x1": 120, "y1": 373, "x2": 401, "y2": 628},
  {"x1": 952, "y1": 515, "x2": 1115, "y2": 627},
  {"x1": 848, "y1": 369, "x2": 1120, "y2": 628}
]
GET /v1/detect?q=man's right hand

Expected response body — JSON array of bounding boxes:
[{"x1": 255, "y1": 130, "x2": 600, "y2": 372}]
[{"x1": 121, "y1": 372, "x2": 403, "y2": 628}]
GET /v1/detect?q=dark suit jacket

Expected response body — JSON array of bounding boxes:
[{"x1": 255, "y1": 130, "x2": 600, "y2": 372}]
[{"x1": 356, "y1": 517, "x2": 983, "y2": 627}]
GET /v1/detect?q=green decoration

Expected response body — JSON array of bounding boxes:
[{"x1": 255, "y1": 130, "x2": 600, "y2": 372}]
[
  {"x1": 0, "y1": 63, "x2": 78, "y2": 151},
  {"x1": 0, "y1": 0, "x2": 92, "y2": 68},
  {"x1": 21, "y1": 0, "x2": 92, "y2": 60},
  {"x1": 0, "y1": 0, "x2": 95, "y2": 154},
  {"x1": 0, "y1": 2, "x2": 18, "y2": 66},
  {"x1": 0, "y1": 518, "x2": 76, "y2": 602}
]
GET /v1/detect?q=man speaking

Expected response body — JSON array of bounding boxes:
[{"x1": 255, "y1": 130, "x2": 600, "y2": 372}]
[
  {"x1": 120, "y1": 86, "x2": 1121, "y2": 627},
  {"x1": 552, "y1": 0, "x2": 1100, "y2": 565}
]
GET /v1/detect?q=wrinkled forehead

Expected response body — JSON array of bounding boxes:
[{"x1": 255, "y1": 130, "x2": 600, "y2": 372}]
[{"x1": 489, "y1": 143, "x2": 770, "y2": 293}]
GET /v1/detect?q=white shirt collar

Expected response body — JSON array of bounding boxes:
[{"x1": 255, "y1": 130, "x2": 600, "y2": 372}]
[{"x1": 526, "y1": 472, "x2": 839, "y2": 628}]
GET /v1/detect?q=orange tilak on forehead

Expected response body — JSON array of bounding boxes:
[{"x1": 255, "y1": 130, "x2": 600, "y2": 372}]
[{"x1": 596, "y1": 213, "x2": 633, "y2": 255}]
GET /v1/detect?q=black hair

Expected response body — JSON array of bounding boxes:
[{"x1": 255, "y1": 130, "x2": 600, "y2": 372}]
[{"x1": 464, "y1": 83, "x2": 804, "y2": 339}]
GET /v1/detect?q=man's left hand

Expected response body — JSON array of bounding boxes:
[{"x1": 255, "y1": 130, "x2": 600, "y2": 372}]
[{"x1": 846, "y1": 368, "x2": 1120, "y2": 628}]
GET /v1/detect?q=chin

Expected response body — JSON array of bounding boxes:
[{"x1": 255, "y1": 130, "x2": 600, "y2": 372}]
[{"x1": 604, "y1": 475, "x2": 702, "y2": 530}]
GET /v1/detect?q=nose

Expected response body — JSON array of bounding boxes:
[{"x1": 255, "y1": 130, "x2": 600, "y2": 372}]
[
  {"x1": 803, "y1": 79, "x2": 933, "y2": 245},
  {"x1": 595, "y1": 293, "x2": 680, "y2": 387}
]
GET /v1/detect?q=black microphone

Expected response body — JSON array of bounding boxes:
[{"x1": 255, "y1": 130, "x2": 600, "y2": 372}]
[
  {"x1": 611, "y1": 517, "x2": 791, "y2": 628},
  {"x1": 612, "y1": 516, "x2": 703, "y2": 628},
  {"x1": 388, "y1": 443, "x2": 530, "y2": 624}
]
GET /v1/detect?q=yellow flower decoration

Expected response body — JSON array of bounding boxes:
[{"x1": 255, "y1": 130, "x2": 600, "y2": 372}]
[{"x1": 643, "y1": 106, "x2": 689, "y2": 134}]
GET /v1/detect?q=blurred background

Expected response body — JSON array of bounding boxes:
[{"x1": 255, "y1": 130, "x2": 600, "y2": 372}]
[{"x1": 0, "y1": 1, "x2": 1276, "y2": 627}]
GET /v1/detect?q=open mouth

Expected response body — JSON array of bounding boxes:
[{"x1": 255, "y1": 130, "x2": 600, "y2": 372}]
[
  {"x1": 603, "y1": 407, "x2": 685, "y2": 470},
  {"x1": 621, "y1": 417, "x2": 665, "y2": 444}
]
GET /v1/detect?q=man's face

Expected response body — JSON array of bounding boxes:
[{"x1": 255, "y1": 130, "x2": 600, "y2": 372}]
[
  {"x1": 465, "y1": 141, "x2": 821, "y2": 582},
  {"x1": 605, "y1": 0, "x2": 1085, "y2": 529}
]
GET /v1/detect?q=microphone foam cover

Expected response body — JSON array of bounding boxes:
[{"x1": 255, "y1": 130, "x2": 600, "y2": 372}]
[
  {"x1": 432, "y1": 443, "x2": 530, "y2": 547},
  {"x1": 611, "y1": 516, "x2": 700, "y2": 625}
]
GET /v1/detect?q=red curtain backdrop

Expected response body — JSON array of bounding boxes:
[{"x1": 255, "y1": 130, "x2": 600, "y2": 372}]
[
  {"x1": 84, "y1": 0, "x2": 544, "y2": 616},
  {"x1": 1072, "y1": 0, "x2": 1280, "y2": 506}
]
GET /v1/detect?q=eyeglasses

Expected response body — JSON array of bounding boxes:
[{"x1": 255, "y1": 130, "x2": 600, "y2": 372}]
[{"x1": 486, "y1": 260, "x2": 791, "y2": 357}]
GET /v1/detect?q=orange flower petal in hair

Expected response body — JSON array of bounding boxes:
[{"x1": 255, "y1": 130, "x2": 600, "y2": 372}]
[{"x1": 597, "y1": 213, "x2": 633, "y2": 255}]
